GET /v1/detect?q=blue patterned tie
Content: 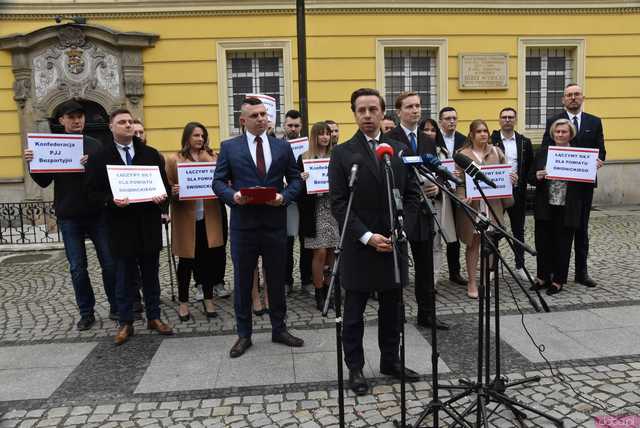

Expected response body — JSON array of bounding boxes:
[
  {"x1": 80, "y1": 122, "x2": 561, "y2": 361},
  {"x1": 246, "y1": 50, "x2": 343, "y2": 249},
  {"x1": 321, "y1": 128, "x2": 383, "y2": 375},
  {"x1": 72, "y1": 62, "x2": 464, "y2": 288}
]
[
  {"x1": 409, "y1": 132, "x2": 417, "y2": 154},
  {"x1": 122, "y1": 145, "x2": 133, "y2": 165}
]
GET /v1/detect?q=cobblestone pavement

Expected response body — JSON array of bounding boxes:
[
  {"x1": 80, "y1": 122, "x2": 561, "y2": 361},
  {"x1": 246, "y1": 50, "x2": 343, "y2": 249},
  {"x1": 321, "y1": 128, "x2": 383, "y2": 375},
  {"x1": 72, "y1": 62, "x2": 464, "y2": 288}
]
[{"x1": 1, "y1": 207, "x2": 639, "y2": 427}]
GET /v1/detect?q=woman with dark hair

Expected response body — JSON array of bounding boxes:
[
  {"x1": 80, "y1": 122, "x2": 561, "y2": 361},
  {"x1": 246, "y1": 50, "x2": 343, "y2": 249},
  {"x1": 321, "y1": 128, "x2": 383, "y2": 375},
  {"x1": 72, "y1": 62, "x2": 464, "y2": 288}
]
[
  {"x1": 455, "y1": 119, "x2": 514, "y2": 298},
  {"x1": 165, "y1": 122, "x2": 225, "y2": 320},
  {"x1": 529, "y1": 118, "x2": 582, "y2": 295},
  {"x1": 298, "y1": 121, "x2": 339, "y2": 310}
]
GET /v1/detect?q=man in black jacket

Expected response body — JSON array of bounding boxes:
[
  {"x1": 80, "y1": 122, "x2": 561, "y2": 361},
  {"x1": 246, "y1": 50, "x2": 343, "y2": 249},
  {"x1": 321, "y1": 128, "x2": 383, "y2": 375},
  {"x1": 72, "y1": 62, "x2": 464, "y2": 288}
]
[
  {"x1": 329, "y1": 88, "x2": 421, "y2": 396},
  {"x1": 87, "y1": 109, "x2": 173, "y2": 345},
  {"x1": 541, "y1": 83, "x2": 606, "y2": 288},
  {"x1": 24, "y1": 100, "x2": 116, "y2": 330},
  {"x1": 491, "y1": 108, "x2": 534, "y2": 279},
  {"x1": 386, "y1": 92, "x2": 449, "y2": 330},
  {"x1": 437, "y1": 107, "x2": 468, "y2": 286}
]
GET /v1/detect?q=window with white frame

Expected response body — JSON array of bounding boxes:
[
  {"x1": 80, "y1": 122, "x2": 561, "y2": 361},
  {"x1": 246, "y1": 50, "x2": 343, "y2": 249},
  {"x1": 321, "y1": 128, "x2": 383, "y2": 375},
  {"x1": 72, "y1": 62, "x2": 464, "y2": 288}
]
[
  {"x1": 525, "y1": 47, "x2": 575, "y2": 128},
  {"x1": 226, "y1": 50, "x2": 285, "y2": 136},
  {"x1": 383, "y1": 47, "x2": 438, "y2": 121}
]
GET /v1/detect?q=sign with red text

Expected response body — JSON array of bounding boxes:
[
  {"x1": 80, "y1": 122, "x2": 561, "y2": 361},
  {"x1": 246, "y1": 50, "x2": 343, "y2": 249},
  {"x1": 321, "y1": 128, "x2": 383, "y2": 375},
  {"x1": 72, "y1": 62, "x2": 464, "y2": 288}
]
[
  {"x1": 465, "y1": 164, "x2": 513, "y2": 200},
  {"x1": 107, "y1": 165, "x2": 166, "y2": 203},
  {"x1": 177, "y1": 162, "x2": 217, "y2": 200},
  {"x1": 545, "y1": 146, "x2": 598, "y2": 183},
  {"x1": 303, "y1": 158, "x2": 330, "y2": 194},
  {"x1": 27, "y1": 133, "x2": 84, "y2": 173}
]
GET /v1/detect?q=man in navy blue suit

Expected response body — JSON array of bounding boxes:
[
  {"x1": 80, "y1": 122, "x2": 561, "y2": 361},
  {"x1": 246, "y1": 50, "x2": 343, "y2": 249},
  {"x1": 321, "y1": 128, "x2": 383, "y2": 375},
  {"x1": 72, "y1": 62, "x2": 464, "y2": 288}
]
[
  {"x1": 542, "y1": 83, "x2": 606, "y2": 288},
  {"x1": 213, "y1": 97, "x2": 305, "y2": 358}
]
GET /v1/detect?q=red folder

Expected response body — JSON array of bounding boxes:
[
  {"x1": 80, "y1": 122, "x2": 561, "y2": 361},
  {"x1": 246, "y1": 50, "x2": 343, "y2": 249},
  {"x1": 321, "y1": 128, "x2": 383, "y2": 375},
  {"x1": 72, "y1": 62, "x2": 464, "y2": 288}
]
[{"x1": 240, "y1": 186, "x2": 277, "y2": 205}]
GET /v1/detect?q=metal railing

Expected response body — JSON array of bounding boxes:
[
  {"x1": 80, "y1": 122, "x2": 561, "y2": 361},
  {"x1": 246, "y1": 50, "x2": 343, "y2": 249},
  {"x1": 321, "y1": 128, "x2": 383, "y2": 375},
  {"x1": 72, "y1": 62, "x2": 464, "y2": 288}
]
[{"x1": 0, "y1": 201, "x2": 61, "y2": 245}]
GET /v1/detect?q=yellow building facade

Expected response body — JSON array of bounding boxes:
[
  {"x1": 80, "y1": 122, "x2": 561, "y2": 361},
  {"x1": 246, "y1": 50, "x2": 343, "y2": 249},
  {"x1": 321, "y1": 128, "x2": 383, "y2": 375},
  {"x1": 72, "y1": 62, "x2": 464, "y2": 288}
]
[{"x1": 1, "y1": 1, "x2": 639, "y2": 204}]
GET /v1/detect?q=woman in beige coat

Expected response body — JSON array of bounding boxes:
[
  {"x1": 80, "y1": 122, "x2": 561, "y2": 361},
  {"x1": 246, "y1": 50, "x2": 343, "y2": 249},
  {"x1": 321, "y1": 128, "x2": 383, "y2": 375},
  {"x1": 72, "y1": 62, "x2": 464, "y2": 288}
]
[
  {"x1": 165, "y1": 122, "x2": 225, "y2": 320},
  {"x1": 455, "y1": 119, "x2": 515, "y2": 298}
]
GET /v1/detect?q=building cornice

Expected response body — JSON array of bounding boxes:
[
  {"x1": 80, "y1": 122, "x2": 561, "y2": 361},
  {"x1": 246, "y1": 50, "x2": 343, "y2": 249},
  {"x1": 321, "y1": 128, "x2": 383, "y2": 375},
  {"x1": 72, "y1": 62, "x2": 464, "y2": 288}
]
[{"x1": 0, "y1": 1, "x2": 639, "y2": 19}]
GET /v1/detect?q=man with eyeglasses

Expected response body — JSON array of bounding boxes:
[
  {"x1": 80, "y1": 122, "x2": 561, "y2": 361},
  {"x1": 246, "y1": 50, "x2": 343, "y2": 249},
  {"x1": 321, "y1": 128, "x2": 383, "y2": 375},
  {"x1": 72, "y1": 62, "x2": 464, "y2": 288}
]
[
  {"x1": 541, "y1": 83, "x2": 606, "y2": 288},
  {"x1": 491, "y1": 108, "x2": 533, "y2": 280},
  {"x1": 437, "y1": 106, "x2": 468, "y2": 286}
]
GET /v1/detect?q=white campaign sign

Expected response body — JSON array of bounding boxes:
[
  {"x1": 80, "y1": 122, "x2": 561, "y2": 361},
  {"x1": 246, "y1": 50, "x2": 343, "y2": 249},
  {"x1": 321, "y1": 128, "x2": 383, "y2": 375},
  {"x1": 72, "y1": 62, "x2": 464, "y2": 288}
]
[
  {"x1": 289, "y1": 137, "x2": 309, "y2": 161},
  {"x1": 27, "y1": 133, "x2": 84, "y2": 173},
  {"x1": 246, "y1": 93, "x2": 277, "y2": 124},
  {"x1": 107, "y1": 165, "x2": 166, "y2": 203},
  {"x1": 177, "y1": 162, "x2": 217, "y2": 200},
  {"x1": 441, "y1": 159, "x2": 457, "y2": 188},
  {"x1": 303, "y1": 158, "x2": 330, "y2": 194},
  {"x1": 465, "y1": 164, "x2": 513, "y2": 200},
  {"x1": 545, "y1": 146, "x2": 599, "y2": 183}
]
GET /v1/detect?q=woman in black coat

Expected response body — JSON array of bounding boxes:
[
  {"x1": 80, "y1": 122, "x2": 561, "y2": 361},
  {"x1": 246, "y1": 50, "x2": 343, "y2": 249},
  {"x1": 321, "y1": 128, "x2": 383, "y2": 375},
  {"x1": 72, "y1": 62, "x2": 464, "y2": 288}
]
[{"x1": 530, "y1": 118, "x2": 586, "y2": 295}]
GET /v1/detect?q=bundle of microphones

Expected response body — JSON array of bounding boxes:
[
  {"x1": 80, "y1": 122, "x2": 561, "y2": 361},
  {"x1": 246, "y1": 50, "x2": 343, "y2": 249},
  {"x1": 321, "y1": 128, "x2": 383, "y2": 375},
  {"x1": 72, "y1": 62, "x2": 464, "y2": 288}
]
[{"x1": 346, "y1": 142, "x2": 497, "y2": 189}]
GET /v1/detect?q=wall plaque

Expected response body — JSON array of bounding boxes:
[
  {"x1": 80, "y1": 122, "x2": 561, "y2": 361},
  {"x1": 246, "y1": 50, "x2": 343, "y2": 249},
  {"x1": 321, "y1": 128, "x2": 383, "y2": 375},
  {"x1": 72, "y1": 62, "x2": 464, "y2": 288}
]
[{"x1": 459, "y1": 53, "x2": 508, "y2": 90}]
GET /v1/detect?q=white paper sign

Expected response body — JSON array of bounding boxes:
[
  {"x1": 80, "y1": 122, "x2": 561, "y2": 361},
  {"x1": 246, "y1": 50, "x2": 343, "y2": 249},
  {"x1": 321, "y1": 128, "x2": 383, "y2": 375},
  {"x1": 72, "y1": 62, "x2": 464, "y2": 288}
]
[
  {"x1": 545, "y1": 146, "x2": 599, "y2": 183},
  {"x1": 27, "y1": 133, "x2": 84, "y2": 173},
  {"x1": 289, "y1": 137, "x2": 309, "y2": 161},
  {"x1": 177, "y1": 162, "x2": 217, "y2": 200},
  {"x1": 246, "y1": 93, "x2": 277, "y2": 124},
  {"x1": 441, "y1": 159, "x2": 457, "y2": 188},
  {"x1": 465, "y1": 164, "x2": 513, "y2": 200},
  {"x1": 303, "y1": 158, "x2": 330, "y2": 194},
  {"x1": 107, "y1": 165, "x2": 166, "y2": 203}
]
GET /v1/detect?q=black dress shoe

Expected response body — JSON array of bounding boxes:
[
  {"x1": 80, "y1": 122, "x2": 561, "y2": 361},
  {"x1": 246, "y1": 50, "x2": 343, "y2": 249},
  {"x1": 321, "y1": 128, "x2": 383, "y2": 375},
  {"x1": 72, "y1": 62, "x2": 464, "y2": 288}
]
[
  {"x1": 417, "y1": 317, "x2": 450, "y2": 330},
  {"x1": 380, "y1": 362, "x2": 421, "y2": 382},
  {"x1": 77, "y1": 314, "x2": 96, "y2": 331},
  {"x1": 546, "y1": 283, "x2": 563, "y2": 295},
  {"x1": 272, "y1": 331, "x2": 304, "y2": 347},
  {"x1": 348, "y1": 369, "x2": 369, "y2": 396},
  {"x1": 576, "y1": 275, "x2": 597, "y2": 288},
  {"x1": 229, "y1": 337, "x2": 252, "y2": 358},
  {"x1": 449, "y1": 273, "x2": 468, "y2": 286}
]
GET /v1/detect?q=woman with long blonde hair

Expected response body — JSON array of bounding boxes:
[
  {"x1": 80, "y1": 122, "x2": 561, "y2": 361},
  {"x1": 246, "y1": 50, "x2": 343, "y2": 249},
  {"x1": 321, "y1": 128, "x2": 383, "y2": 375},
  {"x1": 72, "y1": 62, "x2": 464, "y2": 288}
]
[
  {"x1": 455, "y1": 119, "x2": 514, "y2": 298},
  {"x1": 298, "y1": 121, "x2": 339, "y2": 310}
]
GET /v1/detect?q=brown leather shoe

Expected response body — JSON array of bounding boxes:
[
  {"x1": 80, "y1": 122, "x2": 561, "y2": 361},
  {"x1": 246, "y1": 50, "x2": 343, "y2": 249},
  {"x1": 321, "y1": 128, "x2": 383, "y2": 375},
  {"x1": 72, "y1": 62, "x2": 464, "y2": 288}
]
[
  {"x1": 114, "y1": 324, "x2": 134, "y2": 346},
  {"x1": 147, "y1": 319, "x2": 174, "y2": 335}
]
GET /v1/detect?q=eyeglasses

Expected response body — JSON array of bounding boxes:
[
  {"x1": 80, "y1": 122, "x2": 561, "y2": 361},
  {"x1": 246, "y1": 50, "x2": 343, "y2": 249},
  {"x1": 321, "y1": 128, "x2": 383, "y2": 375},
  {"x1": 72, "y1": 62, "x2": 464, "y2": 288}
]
[{"x1": 565, "y1": 92, "x2": 582, "y2": 98}]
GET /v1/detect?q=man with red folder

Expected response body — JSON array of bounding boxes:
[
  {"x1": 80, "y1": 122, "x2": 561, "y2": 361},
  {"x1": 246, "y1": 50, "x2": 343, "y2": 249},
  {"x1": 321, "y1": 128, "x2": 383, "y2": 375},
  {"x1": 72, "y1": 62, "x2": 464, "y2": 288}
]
[{"x1": 213, "y1": 97, "x2": 304, "y2": 358}]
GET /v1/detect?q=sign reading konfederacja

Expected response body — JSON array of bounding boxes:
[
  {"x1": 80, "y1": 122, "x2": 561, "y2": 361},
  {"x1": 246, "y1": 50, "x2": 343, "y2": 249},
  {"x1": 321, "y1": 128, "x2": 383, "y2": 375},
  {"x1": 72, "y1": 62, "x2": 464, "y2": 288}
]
[{"x1": 459, "y1": 53, "x2": 509, "y2": 90}]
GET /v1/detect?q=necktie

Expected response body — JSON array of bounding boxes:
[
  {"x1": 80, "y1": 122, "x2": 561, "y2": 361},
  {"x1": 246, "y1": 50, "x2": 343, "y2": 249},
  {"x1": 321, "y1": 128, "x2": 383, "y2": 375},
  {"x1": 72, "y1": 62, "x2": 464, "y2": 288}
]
[
  {"x1": 409, "y1": 132, "x2": 417, "y2": 154},
  {"x1": 572, "y1": 116, "x2": 579, "y2": 134},
  {"x1": 122, "y1": 145, "x2": 132, "y2": 165},
  {"x1": 255, "y1": 136, "x2": 266, "y2": 178},
  {"x1": 368, "y1": 139, "x2": 377, "y2": 159}
]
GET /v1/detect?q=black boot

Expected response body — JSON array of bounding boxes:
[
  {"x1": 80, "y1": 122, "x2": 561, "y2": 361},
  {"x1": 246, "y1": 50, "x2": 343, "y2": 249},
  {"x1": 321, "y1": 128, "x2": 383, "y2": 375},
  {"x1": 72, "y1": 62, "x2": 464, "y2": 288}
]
[
  {"x1": 314, "y1": 287, "x2": 323, "y2": 310},
  {"x1": 321, "y1": 284, "x2": 334, "y2": 310}
]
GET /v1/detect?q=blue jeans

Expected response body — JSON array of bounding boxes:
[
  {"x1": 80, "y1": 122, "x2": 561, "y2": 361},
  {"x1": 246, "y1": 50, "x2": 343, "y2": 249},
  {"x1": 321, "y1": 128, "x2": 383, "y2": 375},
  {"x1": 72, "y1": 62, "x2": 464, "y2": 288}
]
[
  {"x1": 58, "y1": 213, "x2": 116, "y2": 317},
  {"x1": 115, "y1": 252, "x2": 161, "y2": 323}
]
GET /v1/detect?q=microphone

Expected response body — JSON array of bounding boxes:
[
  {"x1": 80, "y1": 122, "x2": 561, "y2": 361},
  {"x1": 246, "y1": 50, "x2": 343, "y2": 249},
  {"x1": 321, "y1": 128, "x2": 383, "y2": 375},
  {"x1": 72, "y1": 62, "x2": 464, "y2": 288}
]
[
  {"x1": 453, "y1": 152, "x2": 497, "y2": 189},
  {"x1": 375, "y1": 143, "x2": 394, "y2": 168},
  {"x1": 349, "y1": 153, "x2": 363, "y2": 188},
  {"x1": 401, "y1": 155, "x2": 463, "y2": 186}
]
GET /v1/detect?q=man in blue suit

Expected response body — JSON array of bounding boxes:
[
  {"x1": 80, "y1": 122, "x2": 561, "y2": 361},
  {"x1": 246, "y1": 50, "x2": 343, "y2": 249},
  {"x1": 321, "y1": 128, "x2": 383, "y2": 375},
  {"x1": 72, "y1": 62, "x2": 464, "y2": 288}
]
[{"x1": 213, "y1": 97, "x2": 305, "y2": 358}]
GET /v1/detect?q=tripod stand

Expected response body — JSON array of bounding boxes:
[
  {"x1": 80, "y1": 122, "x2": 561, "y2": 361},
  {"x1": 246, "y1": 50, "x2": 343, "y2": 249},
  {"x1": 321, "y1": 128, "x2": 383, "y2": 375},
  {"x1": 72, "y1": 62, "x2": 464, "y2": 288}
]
[{"x1": 410, "y1": 175, "x2": 562, "y2": 427}]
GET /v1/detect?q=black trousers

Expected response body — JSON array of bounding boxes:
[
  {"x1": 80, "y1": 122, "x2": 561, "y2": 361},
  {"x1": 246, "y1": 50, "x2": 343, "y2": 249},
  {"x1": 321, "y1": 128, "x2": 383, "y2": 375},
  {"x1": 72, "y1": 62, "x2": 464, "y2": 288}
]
[
  {"x1": 409, "y1": 239, "x2": 436, "y2": 321},
  {"x1": 177, "y1": 220, "x2": 222, "y2": 302},
  {"x1": 343, "y1": 288, "x2": 401, "y2": 371},
  {"x1": 535, "y1": 206, "x2": 575, "y2": 285},
  {"x1": 446, "y1": 241, "x2": 461, "y2": 276},
  {"x1": 574, "y1": 191, "x2": 593, "y2": 278},
  {"x1": 506, "y1": 191, "x2": 527, "y2": 269}
]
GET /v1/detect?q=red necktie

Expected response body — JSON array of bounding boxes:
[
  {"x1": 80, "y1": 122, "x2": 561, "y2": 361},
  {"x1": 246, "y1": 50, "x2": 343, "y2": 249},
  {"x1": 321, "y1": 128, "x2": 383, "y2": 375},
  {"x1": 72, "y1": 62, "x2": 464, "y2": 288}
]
[{"x1": 255, "y1": 136, "x2": 266, "y2": 178}]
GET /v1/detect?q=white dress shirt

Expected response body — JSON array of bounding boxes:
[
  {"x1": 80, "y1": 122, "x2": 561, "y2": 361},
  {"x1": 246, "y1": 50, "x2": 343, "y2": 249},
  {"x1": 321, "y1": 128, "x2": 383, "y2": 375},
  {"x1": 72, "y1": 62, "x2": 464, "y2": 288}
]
[
  {"x1": 246, "y1": 130, "x2": 272, "y2": 173},
  {"x1": 567, "y1": 111, "x2": 582, "y2": 132},
  {"x1": 115, "y1": 141, "x2": 135, "y2": 165},
  {"x1": 501, "y1": 132, "x2": 518, "y2": 181},
  {"x1": 400, "y1": 123, "x2": 419, "y2": 143},
  {"x1": 441, "y1": 131, "x2": 455, "y2": 158}
]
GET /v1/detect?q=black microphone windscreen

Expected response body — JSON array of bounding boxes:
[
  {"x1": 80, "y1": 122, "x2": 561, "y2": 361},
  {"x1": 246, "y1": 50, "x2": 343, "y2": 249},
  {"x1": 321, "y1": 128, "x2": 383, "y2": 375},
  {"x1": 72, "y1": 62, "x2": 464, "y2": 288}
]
[
  {"x1": 351, "y1": 153, "x2": 364, "y2": 167},
  {"x1": 453, "y1": 152, "x2": 473, "y2": 169}
]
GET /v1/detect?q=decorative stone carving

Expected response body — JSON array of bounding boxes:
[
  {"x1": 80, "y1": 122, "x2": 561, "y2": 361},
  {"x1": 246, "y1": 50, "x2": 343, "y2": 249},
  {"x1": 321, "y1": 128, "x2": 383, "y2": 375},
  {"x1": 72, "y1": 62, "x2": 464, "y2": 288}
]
[{"x1": 12, "y1": 78, "x2": 31, "y2": 108}]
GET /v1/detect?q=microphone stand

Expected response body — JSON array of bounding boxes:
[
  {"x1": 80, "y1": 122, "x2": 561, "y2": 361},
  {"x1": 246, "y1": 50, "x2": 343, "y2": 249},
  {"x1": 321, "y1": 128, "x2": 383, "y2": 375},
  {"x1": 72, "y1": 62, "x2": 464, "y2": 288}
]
[
  {"x1": 322, "y1": 169, "x2": 358, "y2": 428},
  {"x1": 379, "y1": 159, "x2": 409, "y2": 428}
]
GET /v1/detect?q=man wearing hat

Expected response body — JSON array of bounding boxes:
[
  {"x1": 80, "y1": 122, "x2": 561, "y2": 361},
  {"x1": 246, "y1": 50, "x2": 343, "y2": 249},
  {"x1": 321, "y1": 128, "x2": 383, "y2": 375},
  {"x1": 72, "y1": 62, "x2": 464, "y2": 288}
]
[{"x1": 23, "y1": 99, "x2": 117, "y2": 330}]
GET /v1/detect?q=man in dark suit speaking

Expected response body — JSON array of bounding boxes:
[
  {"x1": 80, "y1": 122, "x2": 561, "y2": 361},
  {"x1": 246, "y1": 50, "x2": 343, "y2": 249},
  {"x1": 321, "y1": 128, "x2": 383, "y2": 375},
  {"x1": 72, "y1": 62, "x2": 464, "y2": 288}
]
[
  {"x1": 542, "y1": 83, "x2": 606, "y2": 288},
  {"x1": 329, "y1": 88, "x2": 421, "y2": 396},
  {"x1": 213, "y1": 97, "x2": 304, "y2": 358}
]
